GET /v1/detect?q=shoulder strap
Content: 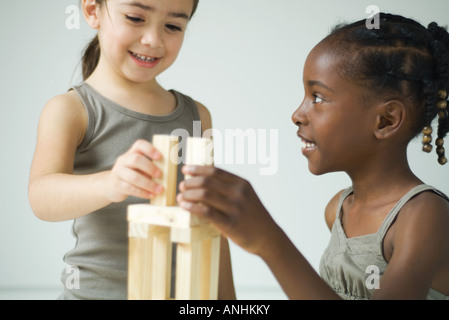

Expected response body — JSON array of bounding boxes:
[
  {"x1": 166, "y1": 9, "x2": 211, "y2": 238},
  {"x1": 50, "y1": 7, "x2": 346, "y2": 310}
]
[
  {"x1": 335, "y1": 187, "x2": 354, "y2": 219},
  {"x1": 378, "y1": 184, "x2": 446, "y2": 237}
]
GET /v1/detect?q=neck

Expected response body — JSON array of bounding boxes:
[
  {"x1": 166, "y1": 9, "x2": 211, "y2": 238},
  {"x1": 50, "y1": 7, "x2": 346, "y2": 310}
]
[
  {"x1": 346, "y1": 146, "x2": 422, "y2": 203},
  {"x1": 86, "y1": 56, "x2": 162, "y2": 98},
  {"x1": 84, "y1": 56, "x2": 175, "y2": 115}
]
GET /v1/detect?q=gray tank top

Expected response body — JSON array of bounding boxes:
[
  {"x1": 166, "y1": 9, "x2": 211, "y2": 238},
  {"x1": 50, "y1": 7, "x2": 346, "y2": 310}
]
[
  {"x1": 59, "y1": 82, "x2": 201, "y2": 299},
  {"x1": 319, "y1": 184, "x2": 449, "y2": 300}
]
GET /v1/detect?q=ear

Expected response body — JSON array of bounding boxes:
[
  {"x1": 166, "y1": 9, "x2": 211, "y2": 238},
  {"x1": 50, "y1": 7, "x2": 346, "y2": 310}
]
[
  {"x1": 82, "y1": 0, "x2": 101, "y2": 29},
  {"x1": 373, "y1": 100, "x2": 406, "y2": 140}
]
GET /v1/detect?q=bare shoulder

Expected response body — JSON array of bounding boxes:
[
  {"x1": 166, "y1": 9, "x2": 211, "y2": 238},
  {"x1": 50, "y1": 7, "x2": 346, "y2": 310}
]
[
  {"x1": 195, "y1": 100, "x2": 212, "y2": 132},
  {"x1": 397, "y1": 190, "x2": 449, "y2": 233},
  {"x1": 394, "y1": 189, "x2": 449, "y2": 259},
  {"x1": 43, "y1": 90, "x2": 86, "y2": 124},
  {"x1": 324, "y1": 189, "x2": 346, "y2": 231},
  {"x1": 41, "y1": 90, "x2": 87, "y2": 142}
]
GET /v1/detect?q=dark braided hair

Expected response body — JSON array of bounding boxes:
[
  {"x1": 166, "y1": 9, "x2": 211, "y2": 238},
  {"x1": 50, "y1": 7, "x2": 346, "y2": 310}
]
[{"x1": 320, "y1": 13, "x2": 449, "y2": 164}]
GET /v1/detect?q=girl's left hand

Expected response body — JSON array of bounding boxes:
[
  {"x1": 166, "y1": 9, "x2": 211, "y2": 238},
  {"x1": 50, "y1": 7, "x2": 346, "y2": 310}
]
[{"x1": 176, "y1": 165, "x2": 282, "y2": 257}]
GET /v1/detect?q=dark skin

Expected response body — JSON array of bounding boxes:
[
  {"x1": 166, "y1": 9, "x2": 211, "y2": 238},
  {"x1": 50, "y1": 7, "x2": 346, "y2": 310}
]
[{"x1": 177, "y1": 41, "x2": 449, "y2": 299}]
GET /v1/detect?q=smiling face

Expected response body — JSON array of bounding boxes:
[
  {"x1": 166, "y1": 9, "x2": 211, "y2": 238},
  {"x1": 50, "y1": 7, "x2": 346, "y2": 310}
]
[
  {"x1": 93, "y1": 0, "x2": 194, "y2": 83},
  {"x1": 291, "y1": 42, "x2": 381, "y2": 176}
]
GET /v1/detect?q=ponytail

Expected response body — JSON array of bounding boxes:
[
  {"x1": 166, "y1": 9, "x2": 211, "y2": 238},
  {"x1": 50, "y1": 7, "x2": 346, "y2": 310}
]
[{"x1": 82, "y1": 35, "x2": 101, "y2": 80}]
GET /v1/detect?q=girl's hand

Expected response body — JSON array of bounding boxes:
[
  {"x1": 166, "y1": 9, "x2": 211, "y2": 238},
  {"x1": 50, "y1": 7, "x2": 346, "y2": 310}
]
[
  {"x1": 177, "y1": 165, "x2": 281, "y2": 257},
  {"x1": 104, "y1": 139, "x2": 164, "y2": 202}
]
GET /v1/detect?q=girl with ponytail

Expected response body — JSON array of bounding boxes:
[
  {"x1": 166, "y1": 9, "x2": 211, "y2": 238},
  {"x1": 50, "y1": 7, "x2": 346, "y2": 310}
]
[
  {"x1": 177, "y1": 13, "x2": 449, "y2": 300},
  {"x1": 29, "y1": 0, "x2": 235, "y2": 300}
]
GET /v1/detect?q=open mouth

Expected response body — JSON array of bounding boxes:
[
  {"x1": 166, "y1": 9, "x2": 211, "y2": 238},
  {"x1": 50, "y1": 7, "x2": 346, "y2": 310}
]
[
  {"x1": 301, "y1": 139, "x2": 317, "y2": 151},
  {"x1": 297, "y1": 131, "x2": 317, "y2": 153},
  {"x1": 129, "y1": 51, "x2": 159, "y2": 63}
]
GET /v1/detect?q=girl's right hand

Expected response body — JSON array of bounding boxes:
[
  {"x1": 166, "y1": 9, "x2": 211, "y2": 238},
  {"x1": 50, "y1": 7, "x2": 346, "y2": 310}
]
[
  {"x1": 104, "y1": 139, "x2": 164, "y2": 202},
  {"x1": 176, "y1": 165, "x2": 283, "y2": 258}
]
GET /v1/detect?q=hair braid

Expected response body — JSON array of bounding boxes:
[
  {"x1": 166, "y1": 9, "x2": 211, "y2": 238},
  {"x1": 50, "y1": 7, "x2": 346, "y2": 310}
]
[{"x1": 323, "y1": 13, "x2": 449, "y2": 164}]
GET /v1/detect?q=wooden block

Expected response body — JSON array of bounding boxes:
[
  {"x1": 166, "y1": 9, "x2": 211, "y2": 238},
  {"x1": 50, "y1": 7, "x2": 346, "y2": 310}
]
[
  {"x1": 128, "y1": 204, "x2": 201, "y2": 228},
  {"x1": 151, "y1": 135, "x2": 179, "y2": 206},
  {"x1": 128, "y1": 236, "x2": 147, "y2": 300},
  {"x1": 200, "y1": 236, "x2": 221, "y2": 299},
  {"x1": 170, "y1": 224, "x2": 220, "y2": 244},
  {"x1": 127, "y1": 135, "x2": 220, "y2": 301},
  {"x1": 128, "y1": 225, "x2": 171, "y2": 300},
  {"x1": 175, "y1": 241, "x2": 202, "y2": 300},
  {"x1": 149, "y1": 226, "x2": 172, "y2": 300},
  {"x1": 185, "y1": 137, "x2": 214, "y2": 179}
]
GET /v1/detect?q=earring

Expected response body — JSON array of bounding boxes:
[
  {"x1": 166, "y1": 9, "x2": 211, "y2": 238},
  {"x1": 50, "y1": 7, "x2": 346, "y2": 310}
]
[{"x1": 422, "y1": 126, "x2": 433, "y2": 153}]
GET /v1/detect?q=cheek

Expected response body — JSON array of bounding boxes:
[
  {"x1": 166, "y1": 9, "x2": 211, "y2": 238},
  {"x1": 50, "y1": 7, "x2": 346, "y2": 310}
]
[{"x1": 166, "y1": 35, "x2": 185, "y2": 55}]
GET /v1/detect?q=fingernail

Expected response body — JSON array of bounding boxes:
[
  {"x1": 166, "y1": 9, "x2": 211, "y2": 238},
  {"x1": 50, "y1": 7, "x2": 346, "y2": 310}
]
[
  {"x1": 183, "y1": 165, "x2": 193, "y2": 174},
  {"x1": 180, "y1": 201, "x2": 192, "y2": 210}
]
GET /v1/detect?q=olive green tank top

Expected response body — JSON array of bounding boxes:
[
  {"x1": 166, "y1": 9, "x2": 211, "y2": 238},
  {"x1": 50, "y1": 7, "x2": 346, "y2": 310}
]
[
  {"x1": 319, "y1": 184, "x2": 449, "y2": 300},
  {"x1": 59, "y1": 82, "x2": 201, "y2": 299}
]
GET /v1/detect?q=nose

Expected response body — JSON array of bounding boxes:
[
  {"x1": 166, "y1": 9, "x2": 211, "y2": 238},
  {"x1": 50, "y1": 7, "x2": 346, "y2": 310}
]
[
  {"x1": 291, "y1": 97, "x2": 309, "y2": 127},
  {"x1": 141, "y1": 26, "x2": 163, "y2": 48}
]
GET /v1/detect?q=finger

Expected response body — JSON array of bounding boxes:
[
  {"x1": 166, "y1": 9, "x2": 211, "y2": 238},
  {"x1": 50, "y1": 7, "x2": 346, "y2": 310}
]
[
  {"x1": 182, "y1": 165, "x2": 242, "y2": 184},
  {"x1": 115, "y1": 178, "x2": 153, "y2": 200},
  {"x1": 178, "y1": 187, "x2": 236, "y2": 215},
  {"x1": 117, "y1": 167, "x2": 164, "y2": 196},
  {"x1": 121, "y1": 152, "x2": 161, "y2": 179},
  {"x1": 178, "y1": 200, "x2": 230, "y2": 232},
  {"x1": 182, "y1": 174, "x2": 242, "y2": 200},
  {"x1": 129, "y1": 139, "x2": 162, "y2": 161}
]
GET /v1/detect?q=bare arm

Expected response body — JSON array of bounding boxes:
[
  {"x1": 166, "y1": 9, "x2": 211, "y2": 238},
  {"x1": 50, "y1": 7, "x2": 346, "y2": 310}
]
[
  {"x1": 371, "y1": 192, "x2": 449, "y2": 299},
  {"x1": 177, "y1": 166, "x2": 339, "y2": 300},
  {"x1": 28, "y1": 92, "x2": 163, "y2": 222}
]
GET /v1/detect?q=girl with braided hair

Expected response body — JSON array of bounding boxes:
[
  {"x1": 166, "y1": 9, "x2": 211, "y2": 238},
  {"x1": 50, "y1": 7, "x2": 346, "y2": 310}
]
[{"x1": 177, "y1": 13, "x2": 449, "y2": 299}]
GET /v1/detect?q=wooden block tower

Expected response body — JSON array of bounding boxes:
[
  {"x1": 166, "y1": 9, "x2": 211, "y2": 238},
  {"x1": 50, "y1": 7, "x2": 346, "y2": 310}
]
[{"x1": 127, "y1": 135, "x2": 221, "y2": 300}]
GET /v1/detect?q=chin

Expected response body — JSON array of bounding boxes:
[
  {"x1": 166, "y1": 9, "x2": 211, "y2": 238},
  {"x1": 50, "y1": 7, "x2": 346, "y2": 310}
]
[{"x1": 307, "y1": 162, "x2": 334, "y2": 176}]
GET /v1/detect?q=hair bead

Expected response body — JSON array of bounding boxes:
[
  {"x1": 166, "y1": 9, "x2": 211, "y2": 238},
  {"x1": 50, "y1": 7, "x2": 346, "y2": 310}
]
[
  {"x1": 422, "y1": 143, "x2": 433, "y2": 153},
  {"x1": 437, "y1": 100, "x2": 447, "y2": 110},
  {"x1": 422, "y1": 126, "x2": 433, "y2": 135},
  {"x1": 438, "y1": 90, "x2": 448, "y2": 100},
  {"x1": 422, "y1": 134, "x2": 432, "y2": 144},
  {"x1": 436, "y1": 138, "x2": 444, "y2": 147}
]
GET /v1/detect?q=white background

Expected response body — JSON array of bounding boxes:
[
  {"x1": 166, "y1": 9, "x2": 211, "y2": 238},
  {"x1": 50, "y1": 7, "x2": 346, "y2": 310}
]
[{"x1": 0, "y1": 0, "x2": 448, "y2": 299}]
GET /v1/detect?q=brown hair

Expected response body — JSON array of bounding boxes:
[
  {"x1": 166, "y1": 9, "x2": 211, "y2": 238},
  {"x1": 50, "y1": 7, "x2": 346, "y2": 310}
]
[{"x1": 82, "y1": 0, "x2": 200, "y2": 80}]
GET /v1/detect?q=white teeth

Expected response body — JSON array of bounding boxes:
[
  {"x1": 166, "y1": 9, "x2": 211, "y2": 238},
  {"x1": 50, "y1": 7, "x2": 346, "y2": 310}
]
[
  {"x1": 132, "y1": 52, "x2": 157, "y2": 62},
  {"x1": 301, "y1": 139, "x2": 316, "y2": 149}
]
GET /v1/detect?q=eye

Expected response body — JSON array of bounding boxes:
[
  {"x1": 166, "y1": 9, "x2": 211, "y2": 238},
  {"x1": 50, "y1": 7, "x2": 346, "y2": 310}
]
[
  {"x1": 165, "y1": 24, "x2": 183, "y2": 32},
  {"x1": 126, "y1": 15, "x2": 144, "y2": 23},
  {"x1": 312, "y1": 94, "x2": 324, "y2": 104}
]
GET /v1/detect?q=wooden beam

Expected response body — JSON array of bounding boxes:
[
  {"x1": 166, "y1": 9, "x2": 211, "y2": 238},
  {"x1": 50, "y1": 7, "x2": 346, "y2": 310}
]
[{"x1": 151, "y1": 135, "x2": 179, "y2": 206}]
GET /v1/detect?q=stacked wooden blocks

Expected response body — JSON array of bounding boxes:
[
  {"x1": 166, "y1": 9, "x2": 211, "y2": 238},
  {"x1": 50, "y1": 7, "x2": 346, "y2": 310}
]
[{"x1": 127, "y1": 135, "x2": 220, "y2": 300}]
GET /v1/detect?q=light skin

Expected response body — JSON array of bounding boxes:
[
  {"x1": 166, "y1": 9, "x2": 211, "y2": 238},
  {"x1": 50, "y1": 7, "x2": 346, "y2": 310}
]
[
  {"x1": 29, "y1": 0, "x2": 235, "y2": 299},
  {"x1": 177, "y1": 41, "x2": 449, "y2": 299}
]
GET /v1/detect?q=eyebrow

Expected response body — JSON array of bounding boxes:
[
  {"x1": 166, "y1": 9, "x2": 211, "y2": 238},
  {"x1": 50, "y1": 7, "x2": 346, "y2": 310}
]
[
  {"x1": 307, "y1": 80, "x2": 335, "y2": 92},
  {"x1": 121, "y1": 1, "x2": 190, "y2": 20}
]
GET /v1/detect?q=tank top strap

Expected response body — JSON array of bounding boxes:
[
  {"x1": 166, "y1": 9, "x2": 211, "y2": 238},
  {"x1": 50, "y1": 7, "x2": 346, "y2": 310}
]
[
  {"x1": 335, "y1": 187, "x2": 354, "y2": 219},
  {"x1": 378, "y1": 184, "x2": 446, "y2": 238}
]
